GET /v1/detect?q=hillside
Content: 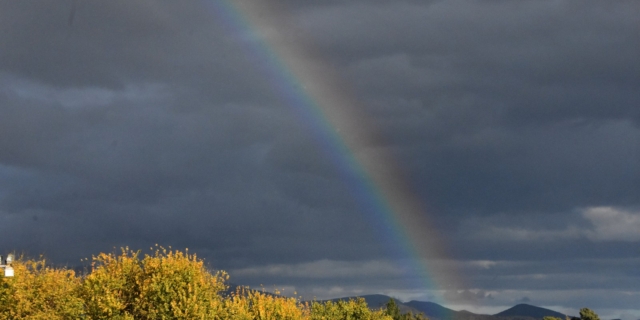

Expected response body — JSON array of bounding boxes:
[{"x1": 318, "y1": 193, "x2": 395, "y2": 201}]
[
  {"x1": 495, "y1": 304, "x2": 567, "y2": 319},
  {"x1": 327, "y1": 295, "x2": 568, "y2": 320},
  {"x1": 404, "y1": 300, "x2": 456, "y2": 319}
]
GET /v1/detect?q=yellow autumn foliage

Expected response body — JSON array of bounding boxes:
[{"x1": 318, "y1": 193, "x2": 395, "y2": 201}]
[
  {"x1": 221, "y1": 287, "x2": 308, "y2": 320},
  {"x1": 0, "y1": 258, "x2": 84, "y2": 320},
  {"x1": 79, "y1": 246, "x2": 228, "y2": 320},
  {"x1": 307, "y1": 298, "x2": 391, "y2": 320},
  {"x1": 0, "y1": 247, "x2": 393, "y2": 320}
]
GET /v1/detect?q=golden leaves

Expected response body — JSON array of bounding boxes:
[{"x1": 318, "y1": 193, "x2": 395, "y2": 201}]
[{"x1": 0, "y1": 247, "x2": 392, "y2": 320}]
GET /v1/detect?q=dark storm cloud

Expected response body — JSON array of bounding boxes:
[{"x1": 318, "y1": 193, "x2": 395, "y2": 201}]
[
  {"x1": 0, "y1": 0, "x2": 391, "y2": 269},
  {"x1": 0, "y1": 0, "x2": 282, "y2": 106},
  {"x1": 1, "y1": 0, "x2": 639, "y2": 317},
  {"x1": 296, "y1": 0, "x2": 640, "y2": 216},
  {"x1": 260, "y1": 0, "x2": 640, "y2": 315},
  {"x1": 0, "y1": 75, "x2": 378, "y2": 266}
]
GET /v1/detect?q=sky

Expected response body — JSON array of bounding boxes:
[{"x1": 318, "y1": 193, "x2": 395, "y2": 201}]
[{"x1": 1, "y1": 0, "x2": 639, "y2": 318}]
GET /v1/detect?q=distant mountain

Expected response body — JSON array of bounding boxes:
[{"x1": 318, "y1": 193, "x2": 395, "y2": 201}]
[
  {"x1": 495, "y1": 304, "x2": 567, "y2": 319},
  {"x1": 229, "y1": 288, "x2": 578, "y2": 320},
  {"x1": 404, "y1": 300, "x2": 457, "y2": 319},
  {"x1": 323, "y1": 294, "x2": 496, "y2": 320},
  {"x1": 322, "y1": 295, "x2": 568, "y2": 320},
  {"x1": 235, "y1": 288, "x2": 572, "y2": 320}
]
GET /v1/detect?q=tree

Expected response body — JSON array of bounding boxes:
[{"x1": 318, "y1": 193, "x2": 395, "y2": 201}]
[
  {"x1": 79, "y1": 246, "x2": 228, "y2": 320},
  {"x1": 579, "y1": 308, "x2": 600, "y2": 320},
  {"x1": 310, "y1": 297, "x2": 391, "y2": 320},
  {"x1": 385, "y1": 299, "x2": 427, "y2": 320},
  {"x1": 385, "y1": 299, "x2": 401, "y2": 320}
]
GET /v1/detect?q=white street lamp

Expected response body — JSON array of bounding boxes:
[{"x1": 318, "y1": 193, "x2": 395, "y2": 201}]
[{"x1": 1, "y1": 253, "x2": 14, "y2": 277}]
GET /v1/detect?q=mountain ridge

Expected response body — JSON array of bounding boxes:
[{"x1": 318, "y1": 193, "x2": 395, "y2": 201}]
[
  {"x1": 324, "y1": 294, "x2": 568, "y2": 320},
  {"x1": 496, "y1": 304, "x2": 567, "y2": 319},
  {"x1": 229, "y1": 289, "x2": 574, "y2": 320}
]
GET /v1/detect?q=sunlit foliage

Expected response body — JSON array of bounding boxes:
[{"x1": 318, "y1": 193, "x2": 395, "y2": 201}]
[
  {"x1": 0, "y1": 248, "x2": 604, "y2": 320},
  {"x1": 309, "y1": 298, "x2": 392, "y2": 320},
  {"x1": 79, "y1": 246, "x2": 228, "y2": 319},
  {"x1": 0, "y1": 258, "x2": 84, "y2": 320},
  {"x1": 0, "y1": 247, "x2": 399, "y2": 320},
  {"x1": 0, "y1": 250, "x2": 605, "y2": 320},
  {"x1": 222, "y1": 287, "x2": 308, "y2": 320}
]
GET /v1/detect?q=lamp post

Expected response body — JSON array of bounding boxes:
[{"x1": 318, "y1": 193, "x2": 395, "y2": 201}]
[{"x1": 0, "y1": 254, "x2": 14, "y2": 277}]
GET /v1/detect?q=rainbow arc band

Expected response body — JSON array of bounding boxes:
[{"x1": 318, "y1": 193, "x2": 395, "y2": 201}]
[{"x1": 202, "y1": 0, "x2": 468, "y2": 303}]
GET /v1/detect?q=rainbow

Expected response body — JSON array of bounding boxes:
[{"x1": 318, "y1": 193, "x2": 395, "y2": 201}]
[{"x1": 205, "y1": 0, "x2": 465, "y2": 303}]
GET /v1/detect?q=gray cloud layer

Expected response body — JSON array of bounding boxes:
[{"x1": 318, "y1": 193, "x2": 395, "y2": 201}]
[{"x1": 1, "y1": 1, "x2": 639, "y2": 318}]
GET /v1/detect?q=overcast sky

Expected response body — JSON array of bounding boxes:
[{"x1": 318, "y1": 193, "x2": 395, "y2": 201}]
[{"x1": 1, "y1": 0, "x2": 639, "y2": 318}]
